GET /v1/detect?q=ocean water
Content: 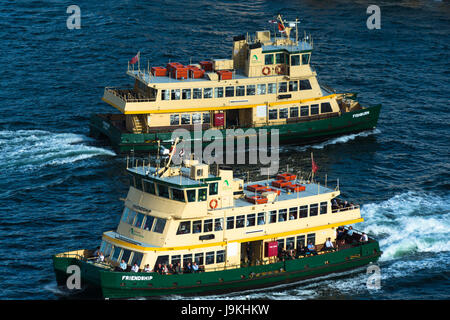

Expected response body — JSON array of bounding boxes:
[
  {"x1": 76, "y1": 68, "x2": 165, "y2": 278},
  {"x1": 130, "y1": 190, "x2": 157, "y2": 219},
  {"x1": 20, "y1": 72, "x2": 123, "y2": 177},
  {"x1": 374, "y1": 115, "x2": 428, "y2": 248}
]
[{"x1": 0, "y1": 0, "x2": 449, "y2": 300}]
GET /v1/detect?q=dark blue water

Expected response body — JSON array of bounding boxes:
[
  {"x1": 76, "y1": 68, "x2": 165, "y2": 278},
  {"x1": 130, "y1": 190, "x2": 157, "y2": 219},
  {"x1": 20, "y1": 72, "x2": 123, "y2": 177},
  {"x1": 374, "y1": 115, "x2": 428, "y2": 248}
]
[{"x1": 0, "y1": 0, "x2": 449, "y2": 299}]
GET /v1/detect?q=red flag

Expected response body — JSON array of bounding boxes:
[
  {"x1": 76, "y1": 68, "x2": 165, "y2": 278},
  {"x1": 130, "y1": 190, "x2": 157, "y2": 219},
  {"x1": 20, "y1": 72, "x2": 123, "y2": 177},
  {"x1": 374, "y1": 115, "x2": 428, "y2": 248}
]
[
  {"x1": 312, "y1": 155, "x2": 318, "y2": 173},
  {"x1": 129, "y1": 52, "x2": 140, "y2": 65},
  {"x1": 278, "y1": 22, "x2": 285, "y2": 33}
]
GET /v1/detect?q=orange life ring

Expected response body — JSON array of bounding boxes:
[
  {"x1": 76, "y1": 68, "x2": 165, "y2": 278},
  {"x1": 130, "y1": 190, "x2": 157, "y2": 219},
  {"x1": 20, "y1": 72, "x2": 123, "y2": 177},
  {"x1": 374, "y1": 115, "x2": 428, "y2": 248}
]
[
  {"x1": 262, "y1": 66, "x2": 271, "y2": 75},
  {"x1": 275, "y1": 65, "x2": 285, "y2": 75},
  {"x1": 209, "y1": 199, "x2": 218, "y2": 209}
]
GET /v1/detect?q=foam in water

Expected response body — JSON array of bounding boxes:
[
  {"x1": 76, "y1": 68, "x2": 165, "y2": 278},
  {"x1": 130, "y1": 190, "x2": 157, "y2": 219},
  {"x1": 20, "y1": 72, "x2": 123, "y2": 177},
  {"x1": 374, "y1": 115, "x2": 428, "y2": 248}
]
[{"x1": 0, "y1": 130, "x2": 116, "y2": 171}]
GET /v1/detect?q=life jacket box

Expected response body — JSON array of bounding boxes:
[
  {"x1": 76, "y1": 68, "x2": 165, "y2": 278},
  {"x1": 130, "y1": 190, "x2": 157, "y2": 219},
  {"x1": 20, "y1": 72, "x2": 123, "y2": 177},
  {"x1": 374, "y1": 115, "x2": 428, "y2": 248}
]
[
  {"x1": 286, "y1": 184, "x2": 306, "y2": 192},
  {"x1": 151, "y1": 67, "x2": 167, "y2": 77},
  {"x1": 166, "y1": 62, "x2": 184, "y2": 72},
  {"x1": 265, "y1": 241, "x2": 278, "y2": 257},
  {"x1": 277, "y1": 173, "x2": 297, "y2": 181},
  {"x1": 214, "y1": 113, "x2": 225, "y2": 126},
  {"x1": 171, "y1": 67, "x2": 188, "y2": 79},
  {"x1": 216, "y1": 70, "x2": 232, "y2": 80},
  {"x1": 199, "y1": 61, "x2": 213, "y2": 71},
  {"x1": 272, "y1": 180, "x2": 291, "y2": 188},
  {"x1": 188, "y1": 67, "x2": 205, "y2": 79}
]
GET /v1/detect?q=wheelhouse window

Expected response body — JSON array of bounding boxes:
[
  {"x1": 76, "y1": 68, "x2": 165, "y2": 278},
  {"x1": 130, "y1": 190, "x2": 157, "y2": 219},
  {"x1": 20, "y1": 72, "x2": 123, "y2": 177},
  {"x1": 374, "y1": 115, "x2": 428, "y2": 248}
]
[
  {"x1": 226, "y1": 216, "x2": 234, "y2": 229},
  {"x1": 268, "y1": 109, "x2": 278, "y2": 120},
  {"x1": 236, "y1": 86, "x2": 245, "y2": 96},
  {"x1": 171, "y1": 188, "x2": 185, "y2": 202},
  {"x1": 214, "y1": 87, "x2": 224, "y2": 98},
  {"x1": 171, "y1": 89, "x2": 180, "y2": 100},
  {"x1": 153, "y1": 218, "x2": 167, "y2": 233},
  {"x1": 176, "y1": 221, "x2": 191, "y2": 235},
  {"x1": 236, "y1": 215, "x2": 245, "y2": 228},
  {"x1": 209, "y1": 182, "x2": 218, "y2": 195},
  {"x1": 206, "y1": 252, "x2": 215, "y2": 265},
  {"x1": 257, "y1": 84, "x2": 266, "y2": 95},
  {"x1": 257, "y1": 212, "x2": 266, "y2": 225},
  {"x1": 320, "y1": 202, "x2": 328, "y2": 215},
  {"x1": 311, "y1": 104, "x2": 319, "y2": 115},
  {"x1": 214, "y1": 218, "x2": 223, "y2": 231},
  {"x1": 279, "y1": 108, "x2": 288, "y2": 119},
  {"x1": 309, "y1": 204, "x2": 318, "y2": 216},
  {"x1": 269, "y1": 210, "x2": 277, "y2": 223},
  {"x1": 265, "y1": 54, "x2": 274, "y2": 65},
  {"x1": 198, "y1": 188, "x2": 207, "y2": 201},
  {"x1": 299, "y1": 79, "x2": 312, "y2": 90},
  {"x1": 157, "y1": 184, "x2": 169, "y2": 198},
  {"x1": 182, "y1": 89, "x2": 191, "y2": 99},
  {"x1": 203, "y1": 112, "x2": 211, "y2": 124},
  {"x1": 193, "y1": 88, "x2": 202, "y2": 99},
  {"x1": 290, "y1": 106, "x2": 299, "y2": 118},
  {"x1": 289, "y1": 81, "x2": 298, "y2": 91},
  {"x1": 143, "y1": 215, "x2": 155, "y2": 231},
  {"x1": 181, "y1": 113, "x2": 191, "y2": 124},
  {"x1": 246, "y1": 85, "x2": 256, "y2": 96},
  {"x1": 290, "y1": 54, "x2": 300, "y2": 66},
  {"x1": 126, "y1": 210, "x2": 137, "y2": 225},
  {"x1": 278, "y1": 82, "x2": 287, "y2": 93},
  {"x1": 225, "y1": 86, "x2": 234, "y2": 97},
  {"x1": 204, "y1": 219, "x2": 213, "y2": 233},
  {"x1": 299, "y1": 205, "x2": 308, "y2": 218},
  {"x1": 300, "y1": 105, "x2": 309, "y2": 117},
  {"x1": 186, "y1": 189, "x2": 196, "y2": 202},
  {"x1": 133, "y1": 213, "x2": 145, "y2": 228},
  {"x1": 193, "y1": 220, "x2": 202, "y2": 233},
  {"x1": 321, "y1": 102, "x2": 333, "y2": 113},
  {"x1": 192, "y1": 113, "x2": 201, "y2": 124},
  {"x1": 170, "y1": 114, "x2": 180, "y2": 126},
  {"x1": 268, "y1": 83, "x2": 276, "y2": 94},
  {"x1": 121, "y1": 207, "x2": 130, "y2": 223},
  {"x1": 203, "y1": 88, "x2": 213, "y2": 99},
  {"x1": 121, "y1": 249, "x2": 132, "y2": 264},
  {"x1": 111, "y1": 247, "x2": 122, "y2": 261},
  {"x1": 216, "y1": 250, "x2": 225, "y2": 263},
  {"x1": 246, "y1": 213, "x2": 256, "y2": 227},
  {"x1": 275, "y1": 52, "x2": 285, "y2": 64},
  {"x1": 302, "y1": 53, "x2": 310, "y2": 65}
]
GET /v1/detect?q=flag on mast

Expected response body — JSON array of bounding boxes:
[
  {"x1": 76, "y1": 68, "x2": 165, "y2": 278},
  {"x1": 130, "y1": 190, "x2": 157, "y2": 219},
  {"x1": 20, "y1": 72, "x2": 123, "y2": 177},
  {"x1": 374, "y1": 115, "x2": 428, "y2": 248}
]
[
  {"x1": 129, "y1": 51, "x2": 140, "y2": 65},
  {"x1": 311, "y1": 153, "x2": 318, "y2": 174},
  {"x1": 277, "y1": 22, "x2": 286, "y2": 33}
]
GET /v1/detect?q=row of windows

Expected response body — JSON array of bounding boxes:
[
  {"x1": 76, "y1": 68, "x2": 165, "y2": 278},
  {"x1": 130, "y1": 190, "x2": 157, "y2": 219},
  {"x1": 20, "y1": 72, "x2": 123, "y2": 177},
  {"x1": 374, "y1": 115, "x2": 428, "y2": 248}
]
[
  {"x1": 160, "y1": 80, "x2": 312, "y2": 101},
  {"x1": 264, "y1": 53, "x2": 310, "y2": 66},
  {"x1": 278, "y1": 233, "x2": 316, "y2": 251},
  {"x1": 170, "y1": 112, "x2": 210, "y2": 125},
  {"x1": 121, "y1": 207, "x2": 167, "y2": 234},
  {"x1": 268, "y1": 102, "x2": 333, "y2": 120},
  {"x1": 157, "y1": 250, "x2": 226, "y2": 267},
  {"x1": 100, "y1": 241, "x2": 144, "y2": 266},
  {"x1": 176, "y1": 202, "x2": 328, "y2": 235}
]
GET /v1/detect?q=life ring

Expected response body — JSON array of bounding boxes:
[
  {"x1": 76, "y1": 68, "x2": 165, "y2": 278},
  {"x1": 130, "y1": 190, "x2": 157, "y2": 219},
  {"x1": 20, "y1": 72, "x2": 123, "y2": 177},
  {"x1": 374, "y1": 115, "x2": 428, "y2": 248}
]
[
  {"x1": 275, "y1": 65, "x2": 285, "y2": 75},
  {"x1": 209, "y1": 199, "x2": 218, "y2": 209},
  {"x1": 262, "y1": 66, "x2": 270, "y2": 75}
]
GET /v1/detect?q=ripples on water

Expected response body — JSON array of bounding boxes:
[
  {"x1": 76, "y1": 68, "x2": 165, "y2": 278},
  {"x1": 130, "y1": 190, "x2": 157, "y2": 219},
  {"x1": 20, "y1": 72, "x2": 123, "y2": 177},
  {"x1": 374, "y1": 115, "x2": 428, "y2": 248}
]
[{"x1": 0, "y1": 0, "x2": 448, "y2": 299}]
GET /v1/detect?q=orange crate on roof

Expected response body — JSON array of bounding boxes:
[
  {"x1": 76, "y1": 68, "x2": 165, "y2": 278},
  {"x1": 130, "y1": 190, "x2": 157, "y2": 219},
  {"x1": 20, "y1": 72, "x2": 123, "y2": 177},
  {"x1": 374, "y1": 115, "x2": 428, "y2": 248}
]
[
  {"x1": 199, "y1": 61, "x2": 213, "y2": 71},
  {"x1": 247, "y1": 184, "x2": 266, "y2": 192},
  {"x1": 245, "y1": 195, "x2": 268, "y2": 205},
  {"x1": 277, "y1": 173, "x2": 297, "y2": 181},
  {"x1": 286, "y1": 184, "x2": 306, "y2": 192},
  {"x1": 272, "y1": 180, "x2": 292, "y2": 188},
  {"x1": 166, "y1": 62, "x2": 184, "y2": 72},
  {"x1": 151, "y1": 67, "x2": 167, "y2": 77},
  {"x1": 216, "y1": 70, "x2": 232, "y2": 80},
  {"x1": 261, "y1": 187, "x2": 281, "y2": 196}
]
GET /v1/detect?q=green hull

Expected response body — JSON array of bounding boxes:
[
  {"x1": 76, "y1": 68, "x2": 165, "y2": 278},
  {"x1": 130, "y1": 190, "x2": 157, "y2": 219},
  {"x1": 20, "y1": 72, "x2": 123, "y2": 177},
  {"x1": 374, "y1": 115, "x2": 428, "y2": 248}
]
[
  {"x1": 53, "y1": 240, "x2": 381, "y2": 299},
  {"x1": 89, "y1": 105, "x2": 381, "y2": 153}
]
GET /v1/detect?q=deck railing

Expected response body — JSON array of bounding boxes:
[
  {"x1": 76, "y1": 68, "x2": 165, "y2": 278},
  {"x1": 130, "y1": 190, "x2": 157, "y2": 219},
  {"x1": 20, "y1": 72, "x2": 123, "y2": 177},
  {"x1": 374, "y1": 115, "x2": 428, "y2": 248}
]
[{"x1": 105, "y1": 87, "x2": 156, "y2": 103}]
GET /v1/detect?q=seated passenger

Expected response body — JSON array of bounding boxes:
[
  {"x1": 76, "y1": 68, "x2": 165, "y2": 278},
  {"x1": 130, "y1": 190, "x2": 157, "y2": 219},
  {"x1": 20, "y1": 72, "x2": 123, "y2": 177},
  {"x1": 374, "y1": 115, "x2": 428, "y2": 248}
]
[
  {"x1": 360, "y1": 233, "x2": 369, "y2": 242},
  {"x1": 306, "y1": 242, "x2": 317, "y2": 255},
  {"x1": 192, "y1": 262, "x2": 199, "y2": 273},
  {"x1": 143, "y1": 264, "x2": 151, "y2": 272},
  {"x1": 175, "y1": 263, "x2": 181, "y2": 274},
  {"x1": 323, "y1": 238, "x2": 334, "y2": 251},
  {"x1": 185, "y1": 262, "x2": 192, "y2": 273},
  {"x1": 119, "y1": 259, "x2": 127, "y2": 271},
  {"x1": 155, "y1": 263, "x2": 163, "y2": 274},
  {"x1": 131, "y1": 263, "x2": 139, "y2": 272},
  {"x1": 96, "y1": 253, "x2": 104, "y2": 263},
  {"x1": 162, "y1": 264, "x2": 169, "y2": 275}
]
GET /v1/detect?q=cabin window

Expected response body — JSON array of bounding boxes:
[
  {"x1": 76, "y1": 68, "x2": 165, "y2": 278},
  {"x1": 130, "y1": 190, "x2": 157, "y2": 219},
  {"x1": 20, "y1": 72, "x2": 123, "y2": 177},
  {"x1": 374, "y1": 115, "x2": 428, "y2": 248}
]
[
  {"x1": 236, "y1": 215, "x2": 245, "y2": 228},
  {"x1": 121, "y1": 249, "x2": 132, "y2": 264},
  {"x1": 133, "y1": 213, "x2": 145, "y2": 228},
  {"x1": 182, "y1": 89, "x2": 191, "y2": 99},
  {"x1": 307, "y1": 233, "x2": 316, "y2": 245},
  {"x1": 275, "y1": 52, "x2": 285, "y2": 64},
  {"x1": 300, "y1": 105, "x2": 309, "y2": 117},
  {"x1": 198, "y1": 188, "x2": 207, "y2": 201},
  {"x1": 320, "y1": 202, "x2": 328, "y2": 215},
  {"x1": 310, "y1": 104, "x2": 319, "y2": 115},
  {"x1": 161, "y1": 90, "x2": 170, "y2": 100},
  {"x1": 214, "y1": 218, "x2": 223, "y2": 231},
  {"x1": 181, "y1": 113, "x2": 191, "y2": 125},
  {"x1": 206, "y1": 252, "x2": 215, "y2": 265},
  {"x1": 321, "y1": 102, "x2": 333, "y2": 113},
  {"x1": 192, "y1": 113, "x2": 201, "y2": 124},
  {"x1": 286, "y1": 237, "x2": 295, "y2": 250},
  {"x1": 246, "y1": 85, "x2": 256, "y2": 96},
  {"x1": 290, "y1": 106, "x2": 299, "y2": 118},
  {"x1": 246, "y1": 214, "x2": 256, "y2": 227},
  {"x1": 204, "y1": 219, "x2": 213, "y2": 233},
  {"x1": 299, "y1": 205, "x2": 308, "y2": 218},
  {"x1": 203, "y1": 112, "x2": 211, "y2": 124},
  {"x1": 290, "y1": 54, "x2": 300, "y2": 66},
  {"x1": 204, "y1": 88, "x2": 213, "y2": 99},
  {"x1": 265, "y1": 54, "x2": 274, "y2": 65},
  {"x1": 195, "y1": 253, "x2": 204, "y2": 265},
  {"x1": 186, "y1": 189, "x2": 196, "y2": 202},
  {"x1": 121, "y1": 207, "x2": 130, "y2": 223},
  {"x1": 104, "y1": 243, "x2": 112, "y2": 258},
  {"x1": 277, "y1": 239, "x2": 285, "y2": 250},
  {"x1": 153, "y1": 218, "x2": 167, "y2": 233},
  {"x1": 183, "y1": 254, "x2": 192, "y2": 267},
  {"x1": 279, "y1": 108, "x2": 288, "y2": 119},
  {"x1": 236, "y1": 86, "x2": 245, "y2": 96},
  {"x1": 278, "y1": 82, "x2": 287, "y2": 93},
  {"x1": 309, "y1": 204, "x2": 318, "y2": 216},
  {"x1": 225, "y1": 86, "x2": 234, "y2": 97},
  {"x1": 226, "y1": 216, "x2": 235, "y2": 229},
  {"x1": 193, "y1": 220, "x2": 202, "y2": 234},
  {"x1": 216, "y1": 250, "x2": 225, "y2": 263},
  {"x1": 299, "y1": 79, "x2": 312, "y2": 90},
  {"x1": 170, "y1": 114, "x2": 180, "y2": 126},
  {"x1": 209, "y1": 182, "x2": 218, "y2": 195},
  {"x1": 257, "y1": 212, "x2": 266, "y2": 225},
  {"x1": 157, "y1": 184, "x2": 170, "y2": 198},
  {"x1": 296, "y1": 235, "x2": 306, "y2": 249},
  {"x1": 176, "y1": 221, "x2": 191, "y2": 235},
  {"x1": 171, "y1": 188, "x2": 185, "y2": 202},
  {"x1": 193, "y1": 88, "x2": 202, "y2": 99},
  {"x1": 269, "y1": 210, "x2": 277, "y2": 223},
  {"x1": 289, "y1": 207, "x2": 298, "y2": 220},
  {"x1": 214, "y1": 87, "x2": 224, "y2": 98},
  {"x1": 171, "y1": 255, "x2": 181, "y2": 265},
  {"x1": 144, "y1": 180, "x2": 156, "y2": 194},
  {"x1": 278, "y1": 209, "x2": 287, "y2": 222},
  {"x1": 302, "y1": 53, "x2": 310, "y2": 65},
  {"x1": 268, "y1": 83, "x2": 276, "y2": 94},
  {"x1": 257, "y1": 84, "x2": 266, "y2": 95},
  {"x1": 171, "y1": 89, "x2": 180, "y2": 100},
  {"x1": 268, "y1": 109, "x2": 278, "y2": 120},
  {"x1": 143, "y1": 215, "x2": 155, "y2": 231},
  {"x1": 111, "y1": 247, "x2": 122, "y2": 261},
  {"x1": 128, "y1": 174, "x2": 136, "y2": 188},
  {"x1": 289, "y1": 81, "x2": 298, "y2": 91},
  {"x1": 126, "y1": 210, "x2": 137, "y2": 225}
]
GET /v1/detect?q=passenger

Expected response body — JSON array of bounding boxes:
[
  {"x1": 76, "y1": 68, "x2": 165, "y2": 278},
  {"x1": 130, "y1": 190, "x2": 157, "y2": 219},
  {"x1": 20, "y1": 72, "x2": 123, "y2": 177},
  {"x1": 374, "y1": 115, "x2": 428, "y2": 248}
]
[
  {"x1": 143, "y1": 264, "x2": 151, "y2": 272},
  {"x1": 192, "y1": 262, "x2": 199, "y2": 273},
  {"x1": 360, "y1": 233, "x2": 369, "y2": 242},
  {"x1": 162, "y1": 264, "x2": 169, "y2": 275},
  {"x1": 168, "y1": 263, "x2": 175, "y2": 274},
  {"x1": 175, "y1": 262, "x2": 181, "y2": 274},
  {"x1": 296, "y1": 245, "x2": 306, "y2": 257},
  {"x1": 246, "y1": 244, "x2": 252, "y2": 264},
  {"x1": 96, "y1": 252, "x2": 105, "y2": 263},
  {"x1": 306, "y1": 241, "x2": 317, "y2": 255},
  {"x1": 323, "y1": 238, "x2": 334, "y2": 252},
  {"x1": 119, "y1": 259, "x2": 127, "y2": 271},
  {"x1": 346, "y1": 226, "x2": 355, "y2": 243},
  {"x1": 336, "y1": 226, "x2": 345, "y2": 241},
  {"x1": 131, "y1": 263, "x2": 139, "y2": 272},
  {"x1": 93, "y1": 246, "x2": 100, "y2": 258},
  {"x1": 155, "y1": 263, "x2": 162, "y2": 274},
  {"x1": 185, "y1": 262, "x2": 192, "y2": 273},
  {"x1": 332, "y1": 199, "x2": 338, "y2": 210}
]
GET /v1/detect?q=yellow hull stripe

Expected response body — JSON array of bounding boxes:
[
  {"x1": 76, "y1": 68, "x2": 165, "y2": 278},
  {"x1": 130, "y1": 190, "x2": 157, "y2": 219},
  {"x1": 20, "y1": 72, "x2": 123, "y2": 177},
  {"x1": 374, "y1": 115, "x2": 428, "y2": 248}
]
[
  {"x1": 102, "y1": 217, "x2": 364, "y2": 252},
  {"x1": 102, "y1": 94, "x2": 337, "y2": 115}
]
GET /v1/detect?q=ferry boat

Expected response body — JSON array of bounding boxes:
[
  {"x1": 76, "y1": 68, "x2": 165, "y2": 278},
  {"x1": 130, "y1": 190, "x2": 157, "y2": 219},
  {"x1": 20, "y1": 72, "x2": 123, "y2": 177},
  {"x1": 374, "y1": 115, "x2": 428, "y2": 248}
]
[
  {"x1": 90, "y1": 15, "x2": 381, "y2": 152},
  {"x1": 52, "y1": 140, "x2": 382, "y2": 299}
]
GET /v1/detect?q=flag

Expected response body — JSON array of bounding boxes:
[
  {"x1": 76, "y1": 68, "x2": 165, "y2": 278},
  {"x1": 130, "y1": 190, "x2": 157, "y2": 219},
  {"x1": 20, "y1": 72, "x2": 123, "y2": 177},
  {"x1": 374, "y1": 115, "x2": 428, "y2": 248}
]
[
  {"x1": 278, "y1": 22, "x2": 286, "y2": 33},
  {"x1": 129, "y1": 51, "x2": 140, "y2": 65},
  {"x1": 311, "y1": 153, "x2": 318, "y2": 174},
  {"x1": 268, "y1": 19, "x2": 277, "y2": 24}
]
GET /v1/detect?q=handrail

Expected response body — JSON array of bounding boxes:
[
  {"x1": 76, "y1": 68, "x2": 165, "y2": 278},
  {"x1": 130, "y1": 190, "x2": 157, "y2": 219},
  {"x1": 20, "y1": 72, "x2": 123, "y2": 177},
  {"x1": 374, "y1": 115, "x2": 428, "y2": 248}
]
[
  {"x1": 105, "y1": 87, "x2": 156, "y2": 103},
  {"x1": 331, "y1": 205, "x2": 360, "y2": 213}
]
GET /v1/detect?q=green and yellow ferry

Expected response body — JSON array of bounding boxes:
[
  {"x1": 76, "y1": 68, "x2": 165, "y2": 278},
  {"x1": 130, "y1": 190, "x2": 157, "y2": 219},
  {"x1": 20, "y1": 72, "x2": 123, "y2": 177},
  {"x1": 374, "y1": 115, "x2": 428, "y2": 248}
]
[
  {"x1": 52, "y1": 142, "x2": 382, "y2": 299},
  {"x1": 90, "y1": 15, "x2": 381, "y2": 152}
]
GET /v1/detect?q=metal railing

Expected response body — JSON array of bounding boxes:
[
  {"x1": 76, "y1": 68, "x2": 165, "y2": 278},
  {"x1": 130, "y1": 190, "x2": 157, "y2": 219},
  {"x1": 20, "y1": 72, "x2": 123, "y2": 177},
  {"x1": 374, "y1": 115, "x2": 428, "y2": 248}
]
[{"x1": 105, "y1": 87, "x2": 156, "y2": 103}]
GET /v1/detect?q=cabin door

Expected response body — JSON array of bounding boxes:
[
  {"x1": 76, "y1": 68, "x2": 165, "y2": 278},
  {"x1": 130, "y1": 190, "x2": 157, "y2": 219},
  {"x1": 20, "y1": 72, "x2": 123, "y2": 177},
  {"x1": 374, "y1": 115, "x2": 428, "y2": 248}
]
[
  {"x1": 241, "y1": 240, "x2": 263, "y2": 266},
  {"x1": 226, "y1": 109, "x2": 240, "y2": 127}
]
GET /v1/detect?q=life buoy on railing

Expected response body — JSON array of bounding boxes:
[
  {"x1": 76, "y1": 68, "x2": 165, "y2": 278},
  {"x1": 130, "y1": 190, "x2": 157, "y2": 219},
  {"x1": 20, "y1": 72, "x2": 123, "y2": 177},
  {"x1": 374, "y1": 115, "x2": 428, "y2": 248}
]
[
  {"x1": 275, "y1": 65, "x2": 285, "y2": 75},
  {"x1": 209, "y1": 199, "x2": 218, "y2": 209},
  {"x1": 262, "y1": 66, "x2": 271, "y2": 75}
]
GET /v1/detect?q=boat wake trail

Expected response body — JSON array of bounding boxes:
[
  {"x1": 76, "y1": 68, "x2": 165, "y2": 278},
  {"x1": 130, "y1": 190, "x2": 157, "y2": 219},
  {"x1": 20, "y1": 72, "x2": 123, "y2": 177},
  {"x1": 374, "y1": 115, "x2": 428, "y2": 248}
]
[{"x1": 0, "y1": 130, "x2": 116, "y2": 171}]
